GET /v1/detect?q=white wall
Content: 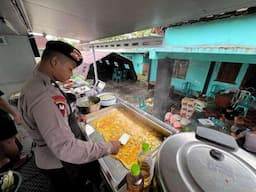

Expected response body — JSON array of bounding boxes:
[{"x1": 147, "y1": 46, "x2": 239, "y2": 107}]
[{"x1": 0, "y1": 35, "x2": 35, "y2": 98}]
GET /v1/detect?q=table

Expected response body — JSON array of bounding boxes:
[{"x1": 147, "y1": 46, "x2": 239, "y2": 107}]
[{"x1": 181, "y1": 118, "x2": 231, "y2": 135}]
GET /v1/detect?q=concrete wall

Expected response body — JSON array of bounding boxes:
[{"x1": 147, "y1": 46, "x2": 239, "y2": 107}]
[
  {"x1": 0, "y1": 35, "x2": 35, "y2": 98},
  {"x1": 172, "y1": 60, "x2": 210, "y2": 93}
]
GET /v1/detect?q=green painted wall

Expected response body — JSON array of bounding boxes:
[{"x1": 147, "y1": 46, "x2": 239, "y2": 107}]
[
  {"x1": 176, "y1": 60, "x2": 210, "y2": 93},
  {"x1": 149, "y1": 59, "x2": 211, "y2": 94},
  {"x1": 164, "y1": 14, "x2": 256, "y2": 47},
  {"x1": 149, "y1": 57, "x2": 252, "y2": 96},
  {"x1": 148, "y1": 14, "x2": 256, "y2": 96},
  {"x1": 149, "y1": 59, "x2": 158, "y2": 82}
]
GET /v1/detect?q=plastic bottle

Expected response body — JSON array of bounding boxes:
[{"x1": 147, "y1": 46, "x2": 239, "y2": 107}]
[
  {"x1": 126, "y1": 164, "x2": 144, "y2": 192},
  {"x1": 137, "y1": 143, "x2": 154, "y2": 189}
]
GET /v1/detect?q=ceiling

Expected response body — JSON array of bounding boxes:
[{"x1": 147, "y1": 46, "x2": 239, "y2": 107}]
[
  {"x1": 0, "y1": 0, "x2": 28, "y2": 35},
  {"x1": 1, "y1": 0, "x2": 256, "y2": 42}
]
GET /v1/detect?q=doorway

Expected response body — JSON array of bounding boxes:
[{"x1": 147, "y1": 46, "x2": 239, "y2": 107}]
[
  {"x1": 240, "y1": 64, "x2": 256, "y2": 90},
  {"x1": 202, "y1": 61, "x2": 216, "y2": 95}
]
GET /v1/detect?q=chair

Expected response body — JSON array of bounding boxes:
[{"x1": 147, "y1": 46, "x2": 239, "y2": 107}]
[
  {"x1": 230, "y1": 89, "x2": 241, "y2": 106},
  {"x1": 209, "y1": 84, "x2": 223, "y2": 98},
  {"x1": 112, "y1": 68, "x2": 118, "y2": 81},
  {"x1": 137, "y1": 96, "x2": 148, "y2": 111},
  {"x1": 122, "y1": 69, "x2": 128, "y2": 80},
  {"x1": 181, "y1": 81, "x2": 192, "y2": 96},
  {"x1": 234, "y1": 90, "x2": 256, "y2": 117},
  {"x1": 232, "y1": 90, "x2": 251, "y2": 107},
  {"x1": 194, "y1": 100, "x2": 206, "y2": 112},
  {"x1": 112, "y1": 68, "x2": 122, "y2": 82},
  {"x1": 116, "y1": 70, "x2": 122, "y2": 82}
]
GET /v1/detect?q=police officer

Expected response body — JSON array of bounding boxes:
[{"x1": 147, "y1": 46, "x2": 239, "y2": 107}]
[{"x1": 19, "y1": 41, "x2": 121, "y2": 191}]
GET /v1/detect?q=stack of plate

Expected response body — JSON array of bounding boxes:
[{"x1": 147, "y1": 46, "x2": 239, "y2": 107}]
[{"x1": 97, "y1": 92, "x2": 116, "y2": 106}]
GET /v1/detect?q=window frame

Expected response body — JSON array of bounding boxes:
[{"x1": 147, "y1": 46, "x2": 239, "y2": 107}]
[
  {"x1": 215, "y1": 62, "x2": 242, "y2": 84},
  {"x1": 172, "y1": 59, "x2": 189, "y2": 79}
]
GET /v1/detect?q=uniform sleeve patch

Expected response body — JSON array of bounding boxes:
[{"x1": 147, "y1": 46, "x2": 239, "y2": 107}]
[{"x1": 52, "y1": 95, "x2": 66, "y2": 117}]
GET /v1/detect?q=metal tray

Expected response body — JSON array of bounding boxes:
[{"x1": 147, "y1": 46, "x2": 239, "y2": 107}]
[{"x1": 83, "y1": 100, "x2": 176, "y2": 191}]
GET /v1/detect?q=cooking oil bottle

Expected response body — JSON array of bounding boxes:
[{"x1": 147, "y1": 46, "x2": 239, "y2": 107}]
[
  {"x1": 126, "y1": 163, "x2": 144, "y2": 192},
  {"x1": 137, "y1": 143, "x2": 154, "y2": 189}
]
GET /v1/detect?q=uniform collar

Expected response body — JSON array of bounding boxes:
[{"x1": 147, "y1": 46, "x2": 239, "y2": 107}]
[{"x1": 34, "y1": 70, "x2": 52, "y2": 86}]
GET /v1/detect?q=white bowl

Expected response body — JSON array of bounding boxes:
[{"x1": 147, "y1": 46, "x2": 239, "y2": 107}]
[{"x1": 97, "y1": 92, "x2": 116, "y2": 106}]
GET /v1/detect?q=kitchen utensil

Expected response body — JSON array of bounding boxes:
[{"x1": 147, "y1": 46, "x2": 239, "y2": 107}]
[
  {"x1": 77, "y1": 96, "x2": 100, "y2": 114},
  {"x1": 119, "y1": 133, "x2": 130, "y2": 145},
  {"x1": 97, "y1": 92, "x2": 116, "y2": 106},
  {"x1": 156, "y1": 126, "x2": 256, "y2": 192}
]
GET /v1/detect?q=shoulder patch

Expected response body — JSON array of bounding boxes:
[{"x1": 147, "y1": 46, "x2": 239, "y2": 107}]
[{"x1": 52, "y1": 95, "x2": 66, "y2": 117}]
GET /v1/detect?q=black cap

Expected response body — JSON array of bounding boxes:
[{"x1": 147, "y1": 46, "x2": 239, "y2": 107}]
[{"x1": 45, "y1": 40, "x2": 83, "y2": 66}]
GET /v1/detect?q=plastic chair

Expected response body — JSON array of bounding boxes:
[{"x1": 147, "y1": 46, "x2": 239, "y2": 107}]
[
  {"x1": 233, "y1": 90, "x2": 251, "y2": 105},
  {"x1": 137, "y1": 96, "x2": 148, "y2": 111},
  {"x1": 181, "y1": 81, "x2": 191, "y2": 96},
  {"x1": 112, "y1": 68, "x2": 122, "y2": 82},
  {"x1": 234, "y1": 91, "x2": 256, "y2": 117},
  {"x1": 209, "y1": 84, "x2": 223, "y2": 98},
  {"x1": 112, "y1": 68, "x2": 118, "y2": 81},
  {"x1": 122, "y1": 69, "x2": 128, "y2": 80},
  {"x1": 116, "y1": 70, "x2": 122, "y2": 82},
  {"x1": 230, "y1": 89, "x2": 241, "y2": 107}
]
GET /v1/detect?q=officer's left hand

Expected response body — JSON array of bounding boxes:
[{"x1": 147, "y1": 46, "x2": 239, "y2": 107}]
[{"x1": 76, "y1": 114, "x2": 87, "y2": 123}]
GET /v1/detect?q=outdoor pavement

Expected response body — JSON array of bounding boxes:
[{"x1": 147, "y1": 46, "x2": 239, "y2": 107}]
[
  {"x1": 104, "y1": 79, "x2": 154, "y2": 106},
  {"x1": 104, "y1": 79, "x2": 182, "y2": 114}
]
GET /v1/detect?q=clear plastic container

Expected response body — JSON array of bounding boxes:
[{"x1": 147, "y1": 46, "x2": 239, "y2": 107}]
[
  {"x1": 0, "y1": 171, "x2": 22, "y2": 192},
  {"x1": 126, "y1": 164, "x2": 144, "y2": 192},
  {"x1": 137, "y1": 143, "x2": 154, "y2": 189}
]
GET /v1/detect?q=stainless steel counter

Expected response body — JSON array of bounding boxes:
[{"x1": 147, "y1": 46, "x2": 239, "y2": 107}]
[{"x1": 81, "y1": 99, "x2": 176, "y2": 191}]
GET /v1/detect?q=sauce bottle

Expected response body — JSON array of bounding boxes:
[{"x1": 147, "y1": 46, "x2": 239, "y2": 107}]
[
  {"x1": 126, "y1": 163, "x2": 144, "y2": 192},
  {"x1": 137, "y1": 143, "x2": 154, "y2": 189}
]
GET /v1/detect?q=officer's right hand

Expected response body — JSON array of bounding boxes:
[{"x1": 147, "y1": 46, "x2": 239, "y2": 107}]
[
  {"x1": 110, "y1": 141, "x2": 121, "y2": 155},
  {"x1": 13, "y1": 113, "x2": 22, "y2": 125}
]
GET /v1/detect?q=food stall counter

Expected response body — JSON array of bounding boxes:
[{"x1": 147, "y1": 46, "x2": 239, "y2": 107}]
[{"x1": 81, "y1": 99, "x2": 176, "y2": 191}]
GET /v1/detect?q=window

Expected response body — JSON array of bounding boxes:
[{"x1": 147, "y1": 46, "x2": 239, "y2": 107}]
[
  {"x1": 124, "y1": 64, "x2": 130, "y2": 69},
  {"x1": 132, "y1": 42, "x2": 139, "y2": 46},
  {"x1": 105, "y1": 60, "x2": 110, "y2": 65},
  {"x1": 172, "y1": 59, "x2": 189, "y2": 79},
  {"x1": 114, "y1": 61, "x2": 119, "y2": 67},
  {"x1": 216, "y1": 62, "x2": 242, "y2": 84}
]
